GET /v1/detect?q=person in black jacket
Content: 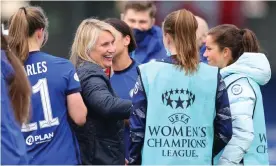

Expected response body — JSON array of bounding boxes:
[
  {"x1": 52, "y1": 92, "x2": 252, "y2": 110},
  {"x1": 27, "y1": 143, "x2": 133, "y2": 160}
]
[{"x1": 70, "y1": 18, "x2": 132, "y2": 165}]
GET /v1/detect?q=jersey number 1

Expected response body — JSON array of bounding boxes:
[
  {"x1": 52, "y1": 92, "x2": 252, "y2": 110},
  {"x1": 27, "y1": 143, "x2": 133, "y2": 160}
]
[{"x1": 21, "y1": 78, "x2": 60, "y2": 132}]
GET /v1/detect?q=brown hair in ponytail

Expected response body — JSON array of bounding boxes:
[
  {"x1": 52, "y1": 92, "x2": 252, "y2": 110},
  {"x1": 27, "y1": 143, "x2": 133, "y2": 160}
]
[
  {"x1": 1, "y1": 31, "x2": 31, "y2": 124},
  {"x1": 208, "y1": 24, "x2": 260, "y2": 63},
  {"x1": 8, "y1": 6, "x2": 48, "y2": 62},
  {"x1": 241, "y1": 28, "x2": 260, "y2": 53},
  {"x1": 163, "y1": 9, "x2": 199, "y2": 75}
]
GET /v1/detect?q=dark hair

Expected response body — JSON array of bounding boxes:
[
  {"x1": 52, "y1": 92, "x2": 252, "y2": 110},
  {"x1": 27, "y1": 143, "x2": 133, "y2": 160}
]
[
  {"x1": 208, "y1": 24, "x2": 260, "y2": 63},
  {"x1": 8, "y1": 6, "x2": 48, "y2": 62},
  {"x1": 104, "y1": 18, "x2": 137, "y2": 53},
  {"x1": 163, "y1": 9, "x2": 199, "y2": 75},
  {"x1": 124, "y1": 1, "x2": 157, "y2": 18},
  {"x1": 1, "y1": 31, "x2": 31, "y2": 124}
]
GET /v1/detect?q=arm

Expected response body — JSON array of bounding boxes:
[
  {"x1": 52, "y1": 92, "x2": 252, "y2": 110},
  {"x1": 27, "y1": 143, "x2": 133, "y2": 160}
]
[
  {"x1": 213, "y1": 74, "x2": 233, "y2": 156},
  {"x1": 129, "y1": 75, "x2": 147, "y2": 165},
  {"x1": 81, "y1": 74, "x2": 132, "y2": 119},
  {"x1": 218, "y1": 78, "x2": 255, "y2": 165},
  {"x1": 65, "y1": 64, "x2": 87, "y2": 126},
  {"x1": 67, "y1": 93, "x2": 87, "y2": 125}
]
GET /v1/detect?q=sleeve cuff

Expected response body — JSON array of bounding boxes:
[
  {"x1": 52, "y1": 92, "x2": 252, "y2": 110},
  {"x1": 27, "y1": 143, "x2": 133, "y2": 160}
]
[{"x1": 66, "y1": 87, "x2": 82, "y2": 95}]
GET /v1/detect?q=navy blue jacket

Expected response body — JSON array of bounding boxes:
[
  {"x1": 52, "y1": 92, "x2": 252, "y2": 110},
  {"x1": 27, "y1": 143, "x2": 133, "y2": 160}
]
[
  {"x1": 200, "y1": 44, "x2": 208, "y2": 63},
  {"x1": 131, "y1": 26, "x2": 167, "y2": 64},
  {"x1": 71, "y1": 60, "x2": 132, "y2": 165}
]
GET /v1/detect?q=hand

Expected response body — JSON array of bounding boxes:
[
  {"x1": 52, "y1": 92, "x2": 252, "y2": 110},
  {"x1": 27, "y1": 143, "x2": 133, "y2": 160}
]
[
  {"x1": 124, "y1": 119, "x2": 130, "y2": 126},
  {"x1": 125, "y1": 158, "x2": 129, "y2": 165}
]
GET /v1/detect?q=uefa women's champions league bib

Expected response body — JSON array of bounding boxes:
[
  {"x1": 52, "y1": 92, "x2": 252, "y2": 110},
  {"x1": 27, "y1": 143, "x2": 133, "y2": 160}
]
[{"x1": 138, "y1": 60, "x2": 218, "y2": 165}]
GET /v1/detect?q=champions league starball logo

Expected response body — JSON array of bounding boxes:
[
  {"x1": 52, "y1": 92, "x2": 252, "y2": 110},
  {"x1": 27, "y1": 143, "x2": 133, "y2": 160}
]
[
  {"x1": 162, "y1": 88, "x2": 195, "y2": 124},
  {"x1": 162, "y1": 88, "x2": 195, "y2": 109}
]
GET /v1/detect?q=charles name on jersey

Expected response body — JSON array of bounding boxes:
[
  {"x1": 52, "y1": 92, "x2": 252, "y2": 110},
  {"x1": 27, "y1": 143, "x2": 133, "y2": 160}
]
[{"x1": 25, "y1": 61, "x2": 47, "y2": 76}]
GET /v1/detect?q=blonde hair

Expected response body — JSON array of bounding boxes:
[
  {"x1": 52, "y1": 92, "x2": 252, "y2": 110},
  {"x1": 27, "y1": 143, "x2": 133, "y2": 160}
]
[{"x1": 70, "y1": 18, "x2": 116, "y2": 66}]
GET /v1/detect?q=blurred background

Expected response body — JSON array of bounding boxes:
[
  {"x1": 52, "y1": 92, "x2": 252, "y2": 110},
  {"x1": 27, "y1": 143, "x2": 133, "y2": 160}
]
[{"x1": 1, "y1": 1, "x2": 276, "y2": 164}]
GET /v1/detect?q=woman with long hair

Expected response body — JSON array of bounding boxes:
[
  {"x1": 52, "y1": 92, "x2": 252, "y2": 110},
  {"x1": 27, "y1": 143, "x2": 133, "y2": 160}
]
[
  {"x1": 1, "y1": 31, "x2": 31, "y2": 164},
  {"x1": 128, "y1": 9, "x2": 233, "y2": 165},
  {"x1": 8, "y1": 6, "x2": 87, "y2": 164}
]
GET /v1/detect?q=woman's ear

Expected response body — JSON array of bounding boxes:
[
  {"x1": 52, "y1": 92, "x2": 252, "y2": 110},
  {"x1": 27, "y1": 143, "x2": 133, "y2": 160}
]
[
  {"x1": 36, "y1": 28, "x2": 44, "y2": 40},
  {"x1": 124, "y1": 35, "x2": 130, "y2": 47},
  {"x1": 222, "y1": 47, "x2": 232, "y2": 59},
  {"x1": 222, "y1": 47, "x2": 234, "y2": 66},
  {"x1": 164, "y1": 33, "x2": 173, "y2": 47}
]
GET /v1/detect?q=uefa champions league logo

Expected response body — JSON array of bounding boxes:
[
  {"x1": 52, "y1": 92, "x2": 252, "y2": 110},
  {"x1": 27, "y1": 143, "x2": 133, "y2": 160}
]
[
  {"x1": 161, "y1": 88, "x2": 195, "y2": 109},
  {"x1": 162, "y1": 88, "x2": 195, "y2": 124}
]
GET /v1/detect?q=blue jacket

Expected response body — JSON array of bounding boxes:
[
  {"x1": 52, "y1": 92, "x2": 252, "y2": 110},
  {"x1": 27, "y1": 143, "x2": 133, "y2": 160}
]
[
  {"x1": 131, "y1": 26, "x2": 167, "y2": 64},
  {"x1": 1, "y1": 50, "x2": 29, "y2": 165},
  {"x1": 72, "y1": 60, "x2": 132, "y2": 165},
  {"x1": 218, "y1": 52, "x2": 271, "y2": 165},
  {"x1": 200, "y1": 44, "x2": 208, "y2": 63}
]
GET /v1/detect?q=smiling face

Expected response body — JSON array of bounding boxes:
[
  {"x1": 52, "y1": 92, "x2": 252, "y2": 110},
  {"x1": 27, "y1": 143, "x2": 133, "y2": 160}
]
[
  {"x1": 89, "y1": 30, "x2": 116, "y2": 69},
  {"x1": 204, "y1": 35, "x2": 232, "y2": 68}
]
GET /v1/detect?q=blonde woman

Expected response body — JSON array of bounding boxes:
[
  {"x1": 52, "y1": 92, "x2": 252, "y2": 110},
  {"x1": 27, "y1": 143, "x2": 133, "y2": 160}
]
[{"x1": 70, "y1": 18, "x2": 132, "y2": 165}]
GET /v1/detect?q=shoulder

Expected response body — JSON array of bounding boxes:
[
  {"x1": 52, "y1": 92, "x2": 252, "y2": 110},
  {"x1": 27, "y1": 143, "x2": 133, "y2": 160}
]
[
  {"x1": 152, "y1": 25, "x2": 163, "y2": 38},
  {"x1": 1, "y1": 50, "x2": 14, "y2": 80},
  {"x1": 199, "y1": 62, "x2": 219, "y2": 76},
  {"x1": 46, "y1": 54, "x2": 76, "y2": 73},
  {"x1": 125, "y1": 60, "x2": 140, "y2": 77},
  {"x1": 138, "y1": 60, "x2": 157, "y2": 71},
  {"x1": 45, "y1": 53, "x2": 72, "y2": 65},
  {"x1": 77, "y1": 61, "x2": 106, "y2": 80},
  {"x1": 1, "y1": 72, "x2": 10, "y2": 104},
  {"x1": 32, "y1": 52, "x2": 72, "y2": 66},
  {"x1": 227, "y1": 77, "x2": 256, "y2": 100},
  {"x1": 200, "y1": 62, "x2": 217, "y2": 69},
  {"x1": 132, "y1": 59, "x2": 140, "y2": 67},
  {"x1": 77, "y1": 61, "x2": 103, "y2": 73}
]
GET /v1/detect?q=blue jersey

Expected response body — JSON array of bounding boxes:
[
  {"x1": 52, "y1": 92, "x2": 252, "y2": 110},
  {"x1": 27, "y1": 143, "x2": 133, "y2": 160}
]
[
  {"x1": 110, "y1": 59, "x2": 139, "y2": 160},
  {"x1": 111, "y1": 59, "x2": 139, "y2": 100},
  {"x1": 1, "y1": 50, "x2": 28, "y2": 164},
  {"x1": 22, "y1": 51, "x2": 81, "y2": 164}
]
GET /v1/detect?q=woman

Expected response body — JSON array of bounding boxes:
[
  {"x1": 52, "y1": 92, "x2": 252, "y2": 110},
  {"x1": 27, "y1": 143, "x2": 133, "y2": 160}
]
[
  {"x1": 128, "y1": 9, "x2": 233, "y2": 165},
  {"x1": 70, "y1": 18, "x2": 133, "y2": 165},
  {"x1": 204, "y1": 24, "x2": 270, "y2": 165},
  {"x1": 104, "y1": 18, "x2": 138, "y2": 162},
  {"x1": 1, "y1": 31, "x2": 30, "y2": 165},
  {"x1": 8, "y1": 6, "x2": 87, "y2": 164}
]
